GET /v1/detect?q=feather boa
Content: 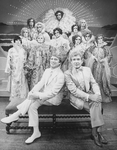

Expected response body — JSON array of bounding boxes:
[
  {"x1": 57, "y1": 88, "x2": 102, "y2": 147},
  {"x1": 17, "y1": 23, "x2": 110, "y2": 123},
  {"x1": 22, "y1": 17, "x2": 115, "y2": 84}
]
[{"x1": 43, "y1": 8, "x2": 76, "y2": 34}]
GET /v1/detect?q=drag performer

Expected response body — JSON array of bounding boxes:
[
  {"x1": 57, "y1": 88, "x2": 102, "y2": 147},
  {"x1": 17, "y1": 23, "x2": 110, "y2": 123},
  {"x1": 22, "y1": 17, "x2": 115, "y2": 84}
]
[{"x1": 43, "y1": 8, "x2": 76, "y2": 36}]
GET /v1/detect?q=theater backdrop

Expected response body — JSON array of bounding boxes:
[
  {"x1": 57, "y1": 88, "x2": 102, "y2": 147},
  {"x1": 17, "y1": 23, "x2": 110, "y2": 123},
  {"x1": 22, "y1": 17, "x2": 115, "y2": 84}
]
[{"x1": 0, "y1": 0, "x2": 117, "y2": 92}]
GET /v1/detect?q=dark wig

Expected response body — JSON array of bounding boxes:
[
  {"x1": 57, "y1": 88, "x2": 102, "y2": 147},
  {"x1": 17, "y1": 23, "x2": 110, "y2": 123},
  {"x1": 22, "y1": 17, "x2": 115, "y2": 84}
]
[
  {"x1": 72, "y1": 35, "x2": 82, "y2": 45},
  {"x1": 55, "y1": 10, "x2": 64, "y2": 18},
  {"x1": 13, "y1": 35, "x2": 22, "y2": 44},
  {"x1": 53, "y1": 28, "x2": 63, "y2": 35},
  {"x1": 27, "y1": 18, "x2": 36, "y2": 27},
  {"x1": 71, "y1": 24, "x2": 79, "y2": 32}
]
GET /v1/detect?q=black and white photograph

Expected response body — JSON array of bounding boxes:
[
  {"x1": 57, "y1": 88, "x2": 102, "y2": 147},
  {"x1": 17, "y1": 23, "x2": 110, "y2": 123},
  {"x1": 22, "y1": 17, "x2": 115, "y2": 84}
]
[{"x1": 0, "y1": 0, "x2": 117, "y2": 149}]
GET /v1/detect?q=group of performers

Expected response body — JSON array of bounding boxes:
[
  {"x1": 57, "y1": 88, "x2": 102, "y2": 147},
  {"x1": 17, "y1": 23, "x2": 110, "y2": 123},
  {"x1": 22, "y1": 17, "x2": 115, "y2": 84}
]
[{"x1": 1, "y1": 8, "x2": 113, "y2": 146}]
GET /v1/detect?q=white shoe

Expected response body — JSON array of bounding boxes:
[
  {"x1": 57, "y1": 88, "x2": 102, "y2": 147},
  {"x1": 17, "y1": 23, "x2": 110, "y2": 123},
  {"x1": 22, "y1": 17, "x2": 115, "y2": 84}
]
[
  {"x1": 1, "y1": 114, "x2": 19, "y2": 124},
  {"x1": 25, "y1": 132, "x2": 41, "y2": 144}
]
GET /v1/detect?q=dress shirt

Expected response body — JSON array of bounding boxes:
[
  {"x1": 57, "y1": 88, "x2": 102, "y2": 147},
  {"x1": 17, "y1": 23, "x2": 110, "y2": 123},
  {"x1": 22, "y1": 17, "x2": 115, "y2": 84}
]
[
  {"x1": 46, "y1": 70, "x2": 53, "y2": 84},
  {"x1": 46, "y1": 66, "x2": 61, "y2": 86},
  {"x1": 72, "y1": 66, "x2": 89, "y2": 101}
]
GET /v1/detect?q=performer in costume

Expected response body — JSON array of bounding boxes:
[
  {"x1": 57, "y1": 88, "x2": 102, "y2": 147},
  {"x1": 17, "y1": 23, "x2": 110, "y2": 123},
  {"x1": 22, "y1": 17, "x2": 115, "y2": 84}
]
[
  {"x1": 24, "y1": 33, "x2": 50, "y2": 90},
  {"x1": 1, "y1": 47, "x2": 68, "y2": 145},
  {"x1": 43, "y1": 8, "x2": 76, "y2": 36},
  {"x1": 83, "y1": 31, "x2": 96, "y2": 72},
  {"x1": 78, "y1": 19, "x2": 95, "y2": 43},
  {"x1": 35, "y1": 22, "x2": 50, "y2": 44},
  {"x1": 50, "y1": 27, "x2": 70, "y2": 71},
  {"x1": 92, "y1": 34, "x2": 113, "y2": 103},
  {"x1": 78, "y1": 19, "x2": 91, "y2": 35},
  {"x1": 69, "y1": 24, "x2": 82, "y2": 44},
  {"x1": 26, "y1": 18, "x2": 37, "y2": 40},
  {"x1": 30, "y1": 34, "x2": 51, "y2": 89},
  {"x1": 71, "y1": 35, "x2": 86, "y2": 56},
  {"x1": 5, "y1": 36, "x2": 28, "y2": 101},
  {"x1": 86, "y1": 34, "x2": 112, "y2": 145},
  {"x1": 50, "y1": 28, "x2": 70, "y2": 49},
  {"x1": 20, "y1": 27, "x2": 31, "y2": 57},
  {"x1": 83, "y1": 31, "x2": 96, "y2": 50}
]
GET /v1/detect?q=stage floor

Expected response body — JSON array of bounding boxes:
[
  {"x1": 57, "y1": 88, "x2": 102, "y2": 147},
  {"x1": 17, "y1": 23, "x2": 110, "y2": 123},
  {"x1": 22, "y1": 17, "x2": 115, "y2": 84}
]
[{"x1": 0, "y1": 97, "x2": 117, "y2": 150}]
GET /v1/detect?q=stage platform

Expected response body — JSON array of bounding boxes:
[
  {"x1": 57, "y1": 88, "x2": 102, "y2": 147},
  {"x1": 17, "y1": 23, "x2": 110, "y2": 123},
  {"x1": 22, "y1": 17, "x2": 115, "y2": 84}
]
[{"x1": 0, "y1": 97, "x2": 117, "y2": 150}]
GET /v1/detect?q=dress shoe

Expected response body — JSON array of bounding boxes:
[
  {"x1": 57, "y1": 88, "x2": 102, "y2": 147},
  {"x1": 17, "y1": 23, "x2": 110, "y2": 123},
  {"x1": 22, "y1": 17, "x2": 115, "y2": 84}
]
[
  {"x1": 91, "y1": 134, "x2": 103, "y2": 147},
  {"x1": 1, "y1": 114, "x2": 19, "y2": 124},
  {"x1": 25, "y1": 132, "x2": 41, "y2": 144},
  {"x1": 98, "y1": 132, "x2": 108, "y2": 144}
]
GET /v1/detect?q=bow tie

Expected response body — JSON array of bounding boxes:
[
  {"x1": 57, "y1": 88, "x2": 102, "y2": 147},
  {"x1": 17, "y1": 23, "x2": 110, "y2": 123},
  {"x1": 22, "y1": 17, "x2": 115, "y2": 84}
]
[{"x1": 75, "y1": 67, "x2": 83, "y2": 72}]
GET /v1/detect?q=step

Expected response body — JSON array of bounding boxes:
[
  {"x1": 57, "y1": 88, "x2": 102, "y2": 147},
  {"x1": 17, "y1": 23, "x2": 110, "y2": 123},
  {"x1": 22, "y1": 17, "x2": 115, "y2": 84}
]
[
  {"x1": 0, "y1": 78, "x2": 9, "y2": 97},
  {"x1": 0, "y1": 90, "x2": 10, "y2": 97},
  {"x1": 111, "y1": 85, "x2": 117, "y2": 97},
  {"x1": 0, "y1": 79, "x2": 7, "y2": 89},
  {"x1": 0, "y1": 57, "x2": 7, "y2": 70},
  {"x1": 0, "y1": 70, "x2": 8, "y2": 79},
  {"x1": 0, "y1": 83, "x2": 10, "y2": 97}
]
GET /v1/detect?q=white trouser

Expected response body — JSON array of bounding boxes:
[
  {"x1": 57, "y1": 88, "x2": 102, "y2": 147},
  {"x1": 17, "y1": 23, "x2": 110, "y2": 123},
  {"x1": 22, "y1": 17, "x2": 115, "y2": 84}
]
[
  {"x1": 17, "y1": 99, "x2": 52, "y2": 127},
  {"x1": 28, "y1": 100, "x2": 41, "y2": 127},
  {"x1": 17, "y1": 99, "x2": 33, "y2": 116}
]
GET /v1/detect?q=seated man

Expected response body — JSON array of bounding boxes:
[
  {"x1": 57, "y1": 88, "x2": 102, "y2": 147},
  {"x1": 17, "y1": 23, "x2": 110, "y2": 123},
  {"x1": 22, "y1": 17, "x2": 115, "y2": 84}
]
[
  {"x1": 1, "y1": 47, "x2": 67, "y2": 144},
  {"x1": 64, "y1": 50, "x2": 106, "y2": 147}
]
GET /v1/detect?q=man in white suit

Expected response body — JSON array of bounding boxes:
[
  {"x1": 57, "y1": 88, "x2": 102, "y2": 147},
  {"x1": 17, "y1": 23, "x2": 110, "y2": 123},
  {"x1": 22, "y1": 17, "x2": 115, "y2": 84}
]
[
  {"x1": 1, "y1": 48, "x2": 66, "y2": 144},
  {"x1": 65, "y1": 50, "x2": 105, "y2": 147}
]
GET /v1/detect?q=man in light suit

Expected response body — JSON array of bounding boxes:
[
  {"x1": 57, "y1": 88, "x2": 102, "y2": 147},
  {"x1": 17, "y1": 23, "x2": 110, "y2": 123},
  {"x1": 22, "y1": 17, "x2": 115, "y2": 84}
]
[
  {"x1": 65, "y1": 50, "x2": 105, "y2": 147},
  {"x1": 1, "y1": 47, "x2": 66, "y2": 144}
]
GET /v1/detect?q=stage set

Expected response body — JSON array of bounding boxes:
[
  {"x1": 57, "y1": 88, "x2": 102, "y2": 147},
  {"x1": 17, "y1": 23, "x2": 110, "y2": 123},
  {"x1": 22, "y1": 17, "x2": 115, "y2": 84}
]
[
  {"x1": 0, "y1": 0, "x2": 117, "y2": 149},
  {"x1": 0, "y1": 0, "x2": 117, "y2": 96}
]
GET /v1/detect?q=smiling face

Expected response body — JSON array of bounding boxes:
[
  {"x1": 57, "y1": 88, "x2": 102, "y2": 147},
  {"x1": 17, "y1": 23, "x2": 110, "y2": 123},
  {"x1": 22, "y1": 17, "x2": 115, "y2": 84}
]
[
  {"x1": 50, "y1": 56, "x2": 60, "y2": 69},
  {"x1": 54, "y1": 30, "x2": 61, "y2": 38},
  {"x1": 36, "y1": 34, "x2": 44, "y2": 43},
  {"x1": 56, "y1": 12, "x2": 62, "y2": 21},
  {"x1": 71, "y1": 55, "x2": 83, "y2": 69}
]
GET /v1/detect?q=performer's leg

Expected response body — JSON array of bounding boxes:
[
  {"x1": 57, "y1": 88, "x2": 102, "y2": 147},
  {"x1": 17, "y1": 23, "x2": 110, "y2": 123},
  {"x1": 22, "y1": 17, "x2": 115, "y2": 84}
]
[
  {"x1": 17, "y1": 98, "x2": 33, "y2": 115},
  {"x1": 84, "y1": 101, "x2": 104, "y2": 147},
  {"x1": 1, "y1": 110, "x2": 21, "y2": 124},
  {"x1": 96, "y1": 103, "x2": 108, "y2": 144},
  {"x1": 89, "y1": 102, "x2": 104, "y2": 128},
  {"x1": 1, "y1": 99, "x2": 33, "y2": 124},
  {"x1": 25, "y1": 100, "x2": 52, "y2": 144}
]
